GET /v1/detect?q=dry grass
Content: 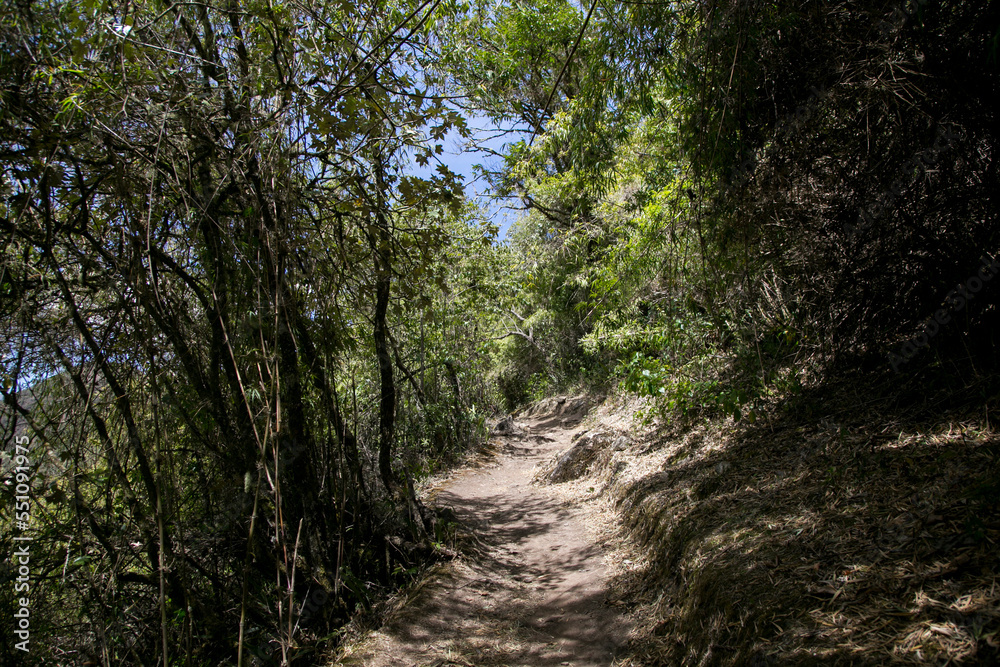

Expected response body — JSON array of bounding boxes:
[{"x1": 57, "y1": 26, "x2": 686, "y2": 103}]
[
  {"x1": 569, "y1": 381, "x2": 1000, "y2": 665},
  {"x1": 332, "y1": 385, "x2": 1000, "y2": 666}
]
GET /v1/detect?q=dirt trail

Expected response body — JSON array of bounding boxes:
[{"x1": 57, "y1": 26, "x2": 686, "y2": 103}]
[{"x1": 341, "y1": 409, "x2": 631, "y2": 667}]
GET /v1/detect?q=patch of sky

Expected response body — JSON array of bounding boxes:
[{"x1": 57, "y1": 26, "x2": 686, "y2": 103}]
[{"x1": 408, "y1": 111, "x2": 527, "y2": 242}]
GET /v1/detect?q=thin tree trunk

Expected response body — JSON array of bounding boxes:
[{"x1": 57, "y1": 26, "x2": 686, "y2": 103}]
[{"x1": 371, "y1": 153, "x2": 398, "y2": 495}]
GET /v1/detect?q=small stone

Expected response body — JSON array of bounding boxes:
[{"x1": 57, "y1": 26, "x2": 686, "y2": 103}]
[{"x1": 612, "y1": 435, "x2": 631, "y2": 451}]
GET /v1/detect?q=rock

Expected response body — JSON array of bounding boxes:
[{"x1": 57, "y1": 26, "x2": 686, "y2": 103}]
[
  {"x1": 612, "y1": 435, "x2": 631, "y2": 451},
  {"x1": 564, "y1": 396, "x2": 589, "y2": 414},
  {"x1": 435, "y1": 506, "x2": 458, "y2": 523},
  {"x1": 490, "y1": 415, "x2": 523, "y2": 436},
  {"x1": 548, "y1": 431, "x2": 611, "y2": 483},
  {"x1": 521, "y1": 395, "x2": 591, "y2": 420}
]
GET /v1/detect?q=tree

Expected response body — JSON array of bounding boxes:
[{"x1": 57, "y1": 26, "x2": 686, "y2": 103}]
[{"x1": 0, "y1": 0, "x2": 480, "y2": 662}]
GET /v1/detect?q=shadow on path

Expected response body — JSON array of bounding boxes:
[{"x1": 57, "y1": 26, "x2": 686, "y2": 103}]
[{"x1": 346, "y1": 419, "x2": 630, "y2": 667}]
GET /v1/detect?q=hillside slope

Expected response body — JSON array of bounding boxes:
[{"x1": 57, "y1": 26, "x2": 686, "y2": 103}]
[{"x1": 559, "y1": 384, "x2": 1000, "y2": 665}]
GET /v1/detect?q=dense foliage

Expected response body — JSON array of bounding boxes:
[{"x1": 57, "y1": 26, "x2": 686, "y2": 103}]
[
  {"x1": 450, "y1": 0, "x2": 999, "y2": 414},
  {"x1": 1, "y1": 0, "x2": 497, "y2": 663}
]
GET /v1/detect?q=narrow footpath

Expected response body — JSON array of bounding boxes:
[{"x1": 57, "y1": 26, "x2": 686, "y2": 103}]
[{"x1": 341, "y1": 407, "x2": 631, "y2": 666}]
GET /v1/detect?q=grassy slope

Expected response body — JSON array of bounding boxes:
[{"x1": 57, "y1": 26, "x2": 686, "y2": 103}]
[{"x1": 581, "y1": 375, "x2": 1000, "y2": 665}]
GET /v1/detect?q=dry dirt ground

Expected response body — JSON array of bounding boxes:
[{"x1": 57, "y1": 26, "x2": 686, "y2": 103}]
[{"x1": 337, "y1": 403, "x2": 632, "y2": 667}]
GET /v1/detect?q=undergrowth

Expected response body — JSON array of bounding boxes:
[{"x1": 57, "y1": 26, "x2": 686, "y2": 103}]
[{"x1": 591, "y1": 368, "x2": 1000, "y2": 666}]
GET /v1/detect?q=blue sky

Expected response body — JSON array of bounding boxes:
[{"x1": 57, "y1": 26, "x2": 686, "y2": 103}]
[{"x1": 411, "y1": 113, "x2": 526, "y2": 241}]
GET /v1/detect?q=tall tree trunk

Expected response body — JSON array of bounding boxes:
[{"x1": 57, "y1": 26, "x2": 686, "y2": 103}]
[{"x1": 371, "y1": 154, "x2": 398, "y2": 495}]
